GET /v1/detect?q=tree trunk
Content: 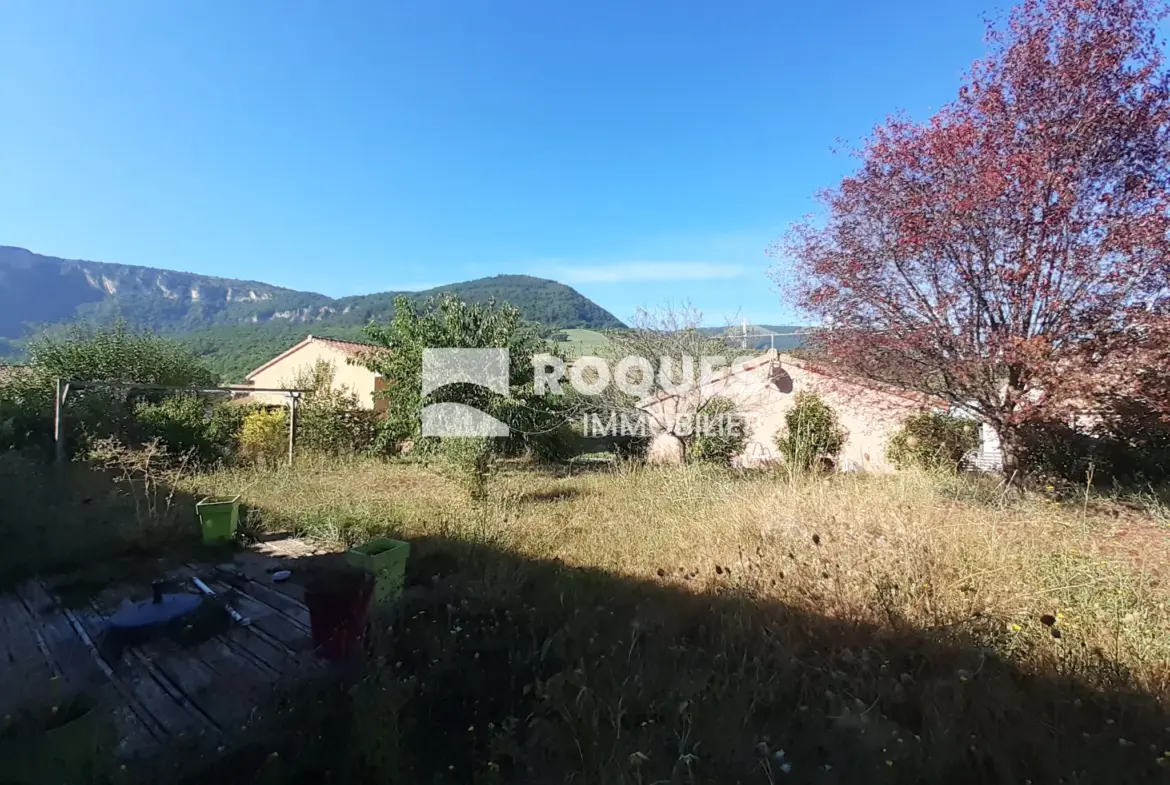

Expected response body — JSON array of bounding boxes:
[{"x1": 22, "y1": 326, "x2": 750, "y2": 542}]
[
  {"x1": 647, "y1": 433, "x2": 686, "y2": 465},
  {"x1": 995, "y1": 423, "x2": 1024, "y2": 483}
]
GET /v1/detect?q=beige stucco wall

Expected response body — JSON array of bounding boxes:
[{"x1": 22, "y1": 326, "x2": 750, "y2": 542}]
[
  {"x1": 246, "y1": 342, "x2": 380, "y2": 409},
  {"x1": 642, "y1": 354, "x2": 927, "y2": 472}
]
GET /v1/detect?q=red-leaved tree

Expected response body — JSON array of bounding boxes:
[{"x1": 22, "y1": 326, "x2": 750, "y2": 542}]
[{"x1": 772, "y1": 0, "x2": 1170, "y2": 470}]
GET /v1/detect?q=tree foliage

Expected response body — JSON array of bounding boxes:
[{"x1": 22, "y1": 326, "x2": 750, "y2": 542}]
[
  {"x1": 288, "y1": 360, "x2": 379, "y2": 456},
  {"x1": 133, "y1": 396, "x2": 223, "y2": 464},
  {"x1": 0, "y1": 368, "x2": 53, "y2": 454},
  {"x1": 595, "y1": 304, "x2": 755, "y2": 462},
  {"x1": 180, "y1": 324, "x2": 368, "y2": 382},
  {"x1": 28, "y1": 320, "x2": 216, "y2": 389},
  {"x1": 887, "y1": 411, "x2": 980, "y2": 471},
  {"x1": 359, "y1": 294, "x2": 568, "y2": 455},
  {"x1": 0, "y1": 322, "x2": 219, "y2": 457},
  {"x1": 773, "y1": 0, "x2": 1170, "y2": 467}
]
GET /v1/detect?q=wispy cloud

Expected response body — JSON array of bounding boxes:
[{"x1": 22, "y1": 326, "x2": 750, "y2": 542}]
[{"x1": 552, "y1": 262, "x2": 746, "y2": 284}]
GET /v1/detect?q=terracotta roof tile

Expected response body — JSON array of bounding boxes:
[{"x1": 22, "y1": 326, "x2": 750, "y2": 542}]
[
  {"x1": 244, "y1": 335, "x2": 383, "y2": 380},
  {"x1": 312, "y1": 337, "x2": 380, "y2": 357}
]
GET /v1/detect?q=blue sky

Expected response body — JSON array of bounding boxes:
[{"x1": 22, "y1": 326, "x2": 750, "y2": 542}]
[{"x1": 0, "y1": 0, "x2": 1001, "y2": 326}]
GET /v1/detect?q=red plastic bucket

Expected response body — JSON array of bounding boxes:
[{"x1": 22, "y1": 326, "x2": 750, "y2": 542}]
[{"x1": 304, "y1": 570, "x2": 375, "y2": 660}]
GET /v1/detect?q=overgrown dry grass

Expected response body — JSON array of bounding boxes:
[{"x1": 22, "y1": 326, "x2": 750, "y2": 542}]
[{"x1": 177, "y1": 457, "x2": 1170, "y2": 783}]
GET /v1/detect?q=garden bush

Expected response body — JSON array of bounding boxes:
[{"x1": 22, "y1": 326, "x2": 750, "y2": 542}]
[
  {"x1": 0, "y1": 369, "x2": 54, "y2": 455},
  {"x1": 438, "y1": 436, "x2": 496, "y2": 501},
  {"x1": 1018, "y1": 410, "x2": 1170, "y2": 489},
  {"x1": 774, "y1": 392, "x2": 845, "y2": 471},
  {"x1": 133, "y1": 395, "x2": 223, "y2": 463},
  {"x1": 0, "y1": 323, "x2": 220, "y2": 459},
  {"x1": 888, "y1": 411, "x2": 980, "y2": 471},
  {"x1": 288, "y1": 360, "x2": 380, "y2": 456},
  {"x1": 239, "y1": 408, "x2": 288, "y2": 465},
  {"x1": 689, "y1": 396, "x2": 748, "y2": 465},
  {"x1": 298, "y1": 392, "x2": 379, "y2": 456}
]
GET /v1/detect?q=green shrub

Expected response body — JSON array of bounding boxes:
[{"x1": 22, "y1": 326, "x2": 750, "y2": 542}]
[
  {"x1": 133, "y1": 395, "x2": 224, "y2": 463},
  {"x1": 689, "y1": 396, "x2": 748, "y2": 465},
  {"x1": 439, "y1": 437, "x2": 496, "y2": 501},
  {"x1": 287, "y1": 360, "x2": 380, "y2": 456},
  {"x1": 240, "y1": 409, "x2": 288, "y2": 466},
  {"x1": 208, "y1": 399, "x2": 269, "y2": 449},
  {"x1": 2, "y1": 323, "x2": 220, "y2": 459},
  {"x1": 0, "y1": 370, "x2": 54, "y2": 455},
  {"x1": 1018, "y1": 411, "x2": 1170, "y2": 489},
  {"x1": 774, "y1": 392, "x2": 845, "y2": 471},
  {"x1": 519, "y1": 424, "x2": 580, "y2": 463},
  {"x1": 298, "y1": 393, "x2": 379, "y2": 456},
  {"x1": 887, "y1": 411, "x2": 979, "y2": 471},
  {"x1": 130, "y1": 395, "x2": 269, "y2": 465}
]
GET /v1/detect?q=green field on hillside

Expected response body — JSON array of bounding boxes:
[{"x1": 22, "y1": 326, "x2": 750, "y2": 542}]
[{"x1": 553, "y1": 327, "x2": 612, "y2": 356}]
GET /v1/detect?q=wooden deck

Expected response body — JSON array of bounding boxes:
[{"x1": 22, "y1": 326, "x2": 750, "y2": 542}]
[{"x1": 0, "y1": 549, "x2": 319, "y2": 763}]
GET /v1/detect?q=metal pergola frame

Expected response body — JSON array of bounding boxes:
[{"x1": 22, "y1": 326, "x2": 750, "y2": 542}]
[{"x1": 54, "y1": 379, "x2": 309, "y2": 466}]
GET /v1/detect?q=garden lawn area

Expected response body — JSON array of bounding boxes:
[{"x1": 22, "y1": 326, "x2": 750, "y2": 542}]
[{"x1": 171, "y1": 458, "x2": 1170, "y2": 784}]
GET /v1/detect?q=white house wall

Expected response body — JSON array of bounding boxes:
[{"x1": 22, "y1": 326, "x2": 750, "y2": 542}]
[{"x1": 246, "y1": 343, "x2": 380, "y2": 409}]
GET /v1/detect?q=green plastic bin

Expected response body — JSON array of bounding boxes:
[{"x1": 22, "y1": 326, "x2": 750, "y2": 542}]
[
  {"x1": 346, "y1": 538, "x2": 410, "y2": 605},
  {"x1": 196, "y1": 496, "x2": 240, "y2": 544}
]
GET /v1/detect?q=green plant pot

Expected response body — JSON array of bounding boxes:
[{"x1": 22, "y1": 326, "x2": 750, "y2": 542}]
[
  {"x1": 196, "y1": 495, "x2": 241, "y2": 544},
  {"x1": 0, "y1": 704, "x2": 111, "y2": 785},
  {"x1": 345, "y1": 538, "x2": 410, "y2": 606}
]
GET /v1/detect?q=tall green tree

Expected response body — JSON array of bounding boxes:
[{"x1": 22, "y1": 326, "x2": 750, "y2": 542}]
[
  {"x1": 359, "y1": 294, "x2": 570, "y2": 454},
  {"x1": 28, "y1": 321, "x2": 215, "y2": 388},
  {"x1": 1, "y1": 322, "x2": 217, "y2": 455}
]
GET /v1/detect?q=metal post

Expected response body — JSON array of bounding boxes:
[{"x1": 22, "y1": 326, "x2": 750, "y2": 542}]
[
  {"x1": 54, "y1": 378, "x2": 64, "y2": 466},
  {"x1": 287, "y1": 393, "x2": 299, "y2": 467}
]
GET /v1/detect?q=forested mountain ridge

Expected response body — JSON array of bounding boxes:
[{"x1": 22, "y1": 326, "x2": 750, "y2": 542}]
[{"x1": 0, "y1": 246, "x2": 627, "y2": 376}]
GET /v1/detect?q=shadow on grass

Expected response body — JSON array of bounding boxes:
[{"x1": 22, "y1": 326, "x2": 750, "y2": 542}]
[
  {"x1": 7, "y1": 453, "x2": 1169, "y2": 783},
  {"x1": 0, "y1": 451, "x2": 247, "y2": 599},
  {"x1": 165, "y1": 530, "x2": 1170, "y2": 785}
]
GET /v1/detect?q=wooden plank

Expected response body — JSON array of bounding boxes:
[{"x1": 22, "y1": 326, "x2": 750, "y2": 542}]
[
  {"x1": 183, "y1": 571, "x2": 311, "y2": 652},
  {"x1": 265, "y1": 574, "x2": 306, "y2": 605},
  {"x1": 14, "y1": 581, "x2": 107, "y2": 693},
  {"x1": 211, "y1": 585, "x2": 309, "y2": 651},
  {"x1": 143, "y1": 651, "x2": 228, "y2": 731},
  {"x1": 221, "y1": 552, "x2": 309, "y2": 605},
  {"x1": 218, "y1": 621, "x2": 298, "y2": 677},
  {"x1": 0, "y1": 593, "x2": 57, "y2": 716},
  {"x1": 187, "y1": 562, "x2": 311, "y2": 631},
  {"x1": 125, "y1": 606, "x2": 277, "y2": 732},
  {"x1": 167, "y1": 565, "x2": 310, "y2": 661},
  {"x1": 169, "y1": 564, "x2": 317, "y2": 682},
  {"x1": 56, "y1": 602, "x2": 164, "y2": 753},
  {"x1": 172, "y1": 637, "x2": 279, "y2": 728},
  {"x1": 74, "y1": 588, "x2": 211, "y2": 739},
  {"x1": 222, "y1": 575, "x2": 310, "y2": 630},
  {"x1": 85, "y1": 582, "x2": 221, "y2": 737}
]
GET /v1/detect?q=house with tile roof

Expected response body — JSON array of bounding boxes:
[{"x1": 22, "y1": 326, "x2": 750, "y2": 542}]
[
  {"x1": 639, "y1": 350, "x2": 978, "y2": 471},
  {"x1": 243, "y1": 335, "x2": 387, "y2": 411}
]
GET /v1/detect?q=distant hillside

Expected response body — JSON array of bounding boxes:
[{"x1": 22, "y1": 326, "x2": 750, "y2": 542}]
[
  {"x1": 699, "y1": 324, "x2": 808, "y2": 352},
  {"x1": 0, "y1": 246, "x2": 626, "y2": 377}
]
